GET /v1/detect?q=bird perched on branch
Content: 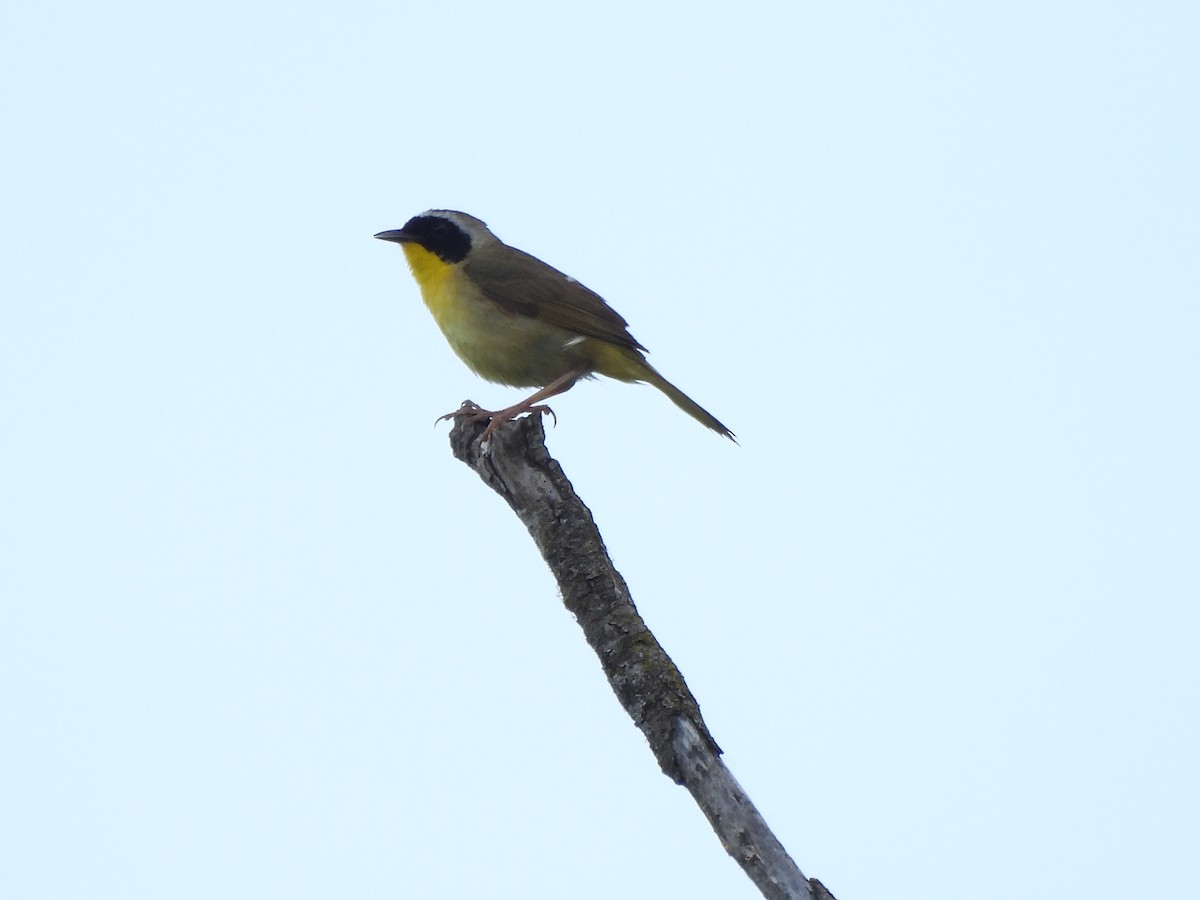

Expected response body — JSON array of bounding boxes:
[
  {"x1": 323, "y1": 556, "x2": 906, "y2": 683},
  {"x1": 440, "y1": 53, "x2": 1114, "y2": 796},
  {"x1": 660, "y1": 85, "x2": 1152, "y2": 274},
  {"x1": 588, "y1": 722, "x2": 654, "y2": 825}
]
[{"x1": 375, "y1": 210, "x2": 734, "y2": 444}]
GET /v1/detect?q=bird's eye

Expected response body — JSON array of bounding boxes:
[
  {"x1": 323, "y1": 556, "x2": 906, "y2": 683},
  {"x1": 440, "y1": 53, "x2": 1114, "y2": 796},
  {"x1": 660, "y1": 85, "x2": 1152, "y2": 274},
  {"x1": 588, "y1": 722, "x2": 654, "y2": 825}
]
[{"x1": 431, "y1": 221, "x2": 448, "y2": 236}]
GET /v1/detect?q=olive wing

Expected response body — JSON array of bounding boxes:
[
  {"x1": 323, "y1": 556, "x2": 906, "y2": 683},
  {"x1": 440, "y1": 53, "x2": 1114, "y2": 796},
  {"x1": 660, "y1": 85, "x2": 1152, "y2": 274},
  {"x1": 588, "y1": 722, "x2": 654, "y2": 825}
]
[{"x1": 464, "y1": 246, "x2": 648, "y2": 352}]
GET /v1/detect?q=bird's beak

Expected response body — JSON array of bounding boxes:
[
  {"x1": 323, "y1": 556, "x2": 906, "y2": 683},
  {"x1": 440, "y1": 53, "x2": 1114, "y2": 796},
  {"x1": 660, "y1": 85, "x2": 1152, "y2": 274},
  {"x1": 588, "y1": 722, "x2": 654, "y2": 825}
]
[{"x1": 374, "y1": 229, "x2": 415, "y2": 244}]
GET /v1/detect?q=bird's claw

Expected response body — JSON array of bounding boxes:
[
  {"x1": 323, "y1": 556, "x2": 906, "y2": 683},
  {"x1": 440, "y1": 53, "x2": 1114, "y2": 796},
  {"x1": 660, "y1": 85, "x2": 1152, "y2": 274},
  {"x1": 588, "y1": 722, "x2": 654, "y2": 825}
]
[
  {"x1": 434, "y1": 400, "x2": 488, "y2": 427},
  {"x1": 434, "y1": 401, "x2": 557, "y2": 443}
]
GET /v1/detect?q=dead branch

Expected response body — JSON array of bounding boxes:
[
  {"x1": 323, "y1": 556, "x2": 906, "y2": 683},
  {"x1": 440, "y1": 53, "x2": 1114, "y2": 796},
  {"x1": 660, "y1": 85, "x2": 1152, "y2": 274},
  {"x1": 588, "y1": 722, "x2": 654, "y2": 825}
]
[{"x1": 447, "y1": 412, "x2": 836, "y2": 900}]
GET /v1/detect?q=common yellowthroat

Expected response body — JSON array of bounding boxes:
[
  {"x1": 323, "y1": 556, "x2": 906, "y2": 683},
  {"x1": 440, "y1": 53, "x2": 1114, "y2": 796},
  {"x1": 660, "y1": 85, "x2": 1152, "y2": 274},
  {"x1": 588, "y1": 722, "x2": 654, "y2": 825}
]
[{"x1": 374, "y1": 210, "x2": 734, "y2": 442}]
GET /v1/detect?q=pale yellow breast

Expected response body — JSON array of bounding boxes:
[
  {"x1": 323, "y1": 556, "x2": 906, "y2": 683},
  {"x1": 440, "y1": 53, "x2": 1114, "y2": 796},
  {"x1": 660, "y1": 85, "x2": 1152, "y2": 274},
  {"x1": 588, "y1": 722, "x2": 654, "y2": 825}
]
[{"x1": 401, "y1": 243, "x2": 587, "y2": 387}]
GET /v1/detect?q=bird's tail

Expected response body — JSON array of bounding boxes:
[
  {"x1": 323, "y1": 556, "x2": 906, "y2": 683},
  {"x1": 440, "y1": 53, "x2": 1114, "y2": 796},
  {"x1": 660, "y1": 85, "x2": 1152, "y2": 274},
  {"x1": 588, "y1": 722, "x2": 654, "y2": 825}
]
[
  {"x1": 590, "y1": 342, "x2": 736, "y2": 441},
  {"x1": 642, "y1": 365, "x2": 736, "y2": 442}
]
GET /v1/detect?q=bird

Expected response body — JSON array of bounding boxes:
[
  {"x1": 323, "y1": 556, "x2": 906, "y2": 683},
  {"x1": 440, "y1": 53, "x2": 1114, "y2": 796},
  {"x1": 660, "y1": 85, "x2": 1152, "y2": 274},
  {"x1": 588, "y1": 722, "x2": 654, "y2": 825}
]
[{"x1": 374, "y1": 210, "x2": 734, "y2": 444}]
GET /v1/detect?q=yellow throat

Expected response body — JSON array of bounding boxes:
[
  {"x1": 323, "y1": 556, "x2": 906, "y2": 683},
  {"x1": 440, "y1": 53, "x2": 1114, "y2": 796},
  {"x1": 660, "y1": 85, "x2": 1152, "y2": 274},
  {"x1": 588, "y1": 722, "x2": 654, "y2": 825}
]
[{"x1": 401, "y1": 243, "x2": 456, "y2": 308}]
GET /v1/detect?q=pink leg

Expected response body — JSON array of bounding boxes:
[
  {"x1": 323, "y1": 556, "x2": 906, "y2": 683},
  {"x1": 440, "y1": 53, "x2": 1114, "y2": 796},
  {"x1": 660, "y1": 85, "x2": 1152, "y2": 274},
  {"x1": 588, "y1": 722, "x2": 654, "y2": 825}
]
[{"x1": 438, "y1": 368, "x2": 587, "y2": 443}]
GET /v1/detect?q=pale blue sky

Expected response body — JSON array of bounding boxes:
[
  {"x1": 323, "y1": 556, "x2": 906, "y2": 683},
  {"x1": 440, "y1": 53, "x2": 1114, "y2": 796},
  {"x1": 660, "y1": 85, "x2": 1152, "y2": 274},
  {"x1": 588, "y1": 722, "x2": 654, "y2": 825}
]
[{"x1": 2, "y1": 3, "x2": 1197, "y2": 898}]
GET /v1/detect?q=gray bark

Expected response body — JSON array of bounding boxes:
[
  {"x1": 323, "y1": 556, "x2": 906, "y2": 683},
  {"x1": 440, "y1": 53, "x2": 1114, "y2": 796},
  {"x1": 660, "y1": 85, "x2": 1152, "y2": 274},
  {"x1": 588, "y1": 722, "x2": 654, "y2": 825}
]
[{"x1": 448, "y1": 413, "x2": 837, "y2": 900}]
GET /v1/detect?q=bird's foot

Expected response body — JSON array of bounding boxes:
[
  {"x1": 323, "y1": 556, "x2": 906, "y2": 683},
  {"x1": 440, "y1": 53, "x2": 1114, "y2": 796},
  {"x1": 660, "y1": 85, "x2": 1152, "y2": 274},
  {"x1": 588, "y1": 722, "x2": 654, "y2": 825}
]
[
  {"x1": 436, "y1": 400, "x2": 557, "y2": 446},
  {"x1": 435, "y1": 400, "x2": 492, "y2": 427}
]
